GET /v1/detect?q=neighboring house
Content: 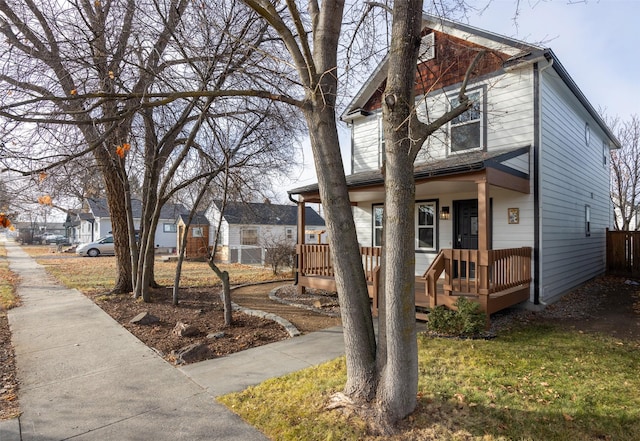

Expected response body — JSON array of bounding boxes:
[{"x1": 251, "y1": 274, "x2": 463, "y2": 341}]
[
  {"x1": 206, "y1": 200, "x2": 326, "y2": 264},
  {"x1": 289, "y1": 14, "x2": 620, "y2": 315},
  {"x1": 76, "y1": 198, "x2": 187, "y2": 252}
]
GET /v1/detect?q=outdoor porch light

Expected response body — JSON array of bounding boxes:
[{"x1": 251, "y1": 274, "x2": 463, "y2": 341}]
[{"x1": 440, "y1": 206, "x2": 450, "y2": 220}]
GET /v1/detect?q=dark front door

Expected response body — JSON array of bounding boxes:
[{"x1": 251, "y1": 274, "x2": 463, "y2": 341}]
[
  {"x1": 453, "y1": 199, "x2": 478, "y2": 279},
  {"x1": 454, "y1": 199, "x2": 479, "y2": 250}
]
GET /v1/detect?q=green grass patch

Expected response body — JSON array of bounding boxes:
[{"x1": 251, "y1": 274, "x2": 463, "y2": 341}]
[
  {"x1": 221, "y1": 325, "x2": 640, "y2": 440},
  {"x1": 21, "y1": 245, "x2": 287, "y2": 295},
  {"x1": 0, "y1": 245, "x2": 19, "y2": 310}
]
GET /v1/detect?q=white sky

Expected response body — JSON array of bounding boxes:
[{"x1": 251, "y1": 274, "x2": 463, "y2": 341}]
[{"x1": 278, "y1": 0, "x2": 640, "y2": 202}]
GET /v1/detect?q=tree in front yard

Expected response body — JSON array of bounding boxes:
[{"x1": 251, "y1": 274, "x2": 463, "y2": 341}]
[{"x1": 240, "y1": 0, "x2": 483, "y2": 431}]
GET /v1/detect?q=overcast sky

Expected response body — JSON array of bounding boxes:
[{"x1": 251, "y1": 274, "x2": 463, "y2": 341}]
[{"x1": 279, "y1": 0, "x2": 639, "y2": 202}]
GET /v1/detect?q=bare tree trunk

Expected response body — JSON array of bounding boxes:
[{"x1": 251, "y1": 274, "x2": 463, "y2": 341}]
[
  {"x1": 208, "y1": 261, "x2": 232, "y2": 326},
  {"x1": 305, "y1": 104, "x2": 378, "y2": 400},
  {"x1": 375, "y1": 0, "x2": 422, "y2": 426}
]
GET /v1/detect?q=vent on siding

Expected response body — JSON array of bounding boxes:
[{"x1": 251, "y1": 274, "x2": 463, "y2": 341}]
[{"x1": 419, "y1": 33, "x2": 435, "y2": 62}]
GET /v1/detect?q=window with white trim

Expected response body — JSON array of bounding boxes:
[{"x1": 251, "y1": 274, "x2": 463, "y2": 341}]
[
  {"x1": 192, "y1": 227, "x2": 204, "y2": 238},
  {"x1": 285, "y1": 228, "x2": 293, "y2": 240},
  {"x1": 241, "y1": 228, "x2": 258, "y2": 245},
  {"x1": 449, "y1": 90, "x2": 482, "y2": 152},
  {"x1": 378, "y1": 116, "x2": 386, "y2": 168},
  {"x1": 163, "y1": 223, "x2": 177, "y2": 233},
  {"x1": 416, "y1": 202, "x2": 436, "y2": 251},
  {"x1": 373, "y1": 205, "x2": 384, "y2": 247}
]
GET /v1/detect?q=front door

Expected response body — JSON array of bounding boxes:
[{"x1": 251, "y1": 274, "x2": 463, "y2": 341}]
[
  {"x1": 454, "y1": 199, "x2": 479, "y2": 250},
  {"x1": 453, "y1": 199, "x2": 478, "y2": 278}
]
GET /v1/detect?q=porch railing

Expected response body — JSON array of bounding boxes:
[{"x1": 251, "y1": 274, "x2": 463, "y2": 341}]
[
  {"x1": 296, "y1": 244, "x2": 381, "y2": 281},
  {"x1": 424, "y1": 247, "x2": 532, "y2": 313}
]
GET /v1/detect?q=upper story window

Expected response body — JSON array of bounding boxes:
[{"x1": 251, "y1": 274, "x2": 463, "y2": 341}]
[
  {"x1": 163, "y1": 223, "x2": 177, "y2": 233},
  {"x1": 285, "y1": 228, "x2": 294, "y2": 240},
  {"x1": 378, "y1": 116, "x2": 386, "y2": 169},
  {"x1": 449, "y1": 90, "x2": 483, "y2": 152},
  {"x1": 192, "y1": 227, "x2": 204, "y2": 238}
]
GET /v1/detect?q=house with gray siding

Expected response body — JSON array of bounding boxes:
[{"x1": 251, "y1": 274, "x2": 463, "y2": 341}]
[
  {"x1": 77, "y1": 198, "x2": 187, "y2": 252},
  {"x1": 289, "y1": 14, "x2": 620, "y2": 313},
  {"x1": 206, "y1": 200, "x2": 325, "y2": 265}
]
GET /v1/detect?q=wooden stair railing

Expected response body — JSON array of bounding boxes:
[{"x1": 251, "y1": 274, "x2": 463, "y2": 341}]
[{"x1": 423, "y1": 250, "x2": 446, "y2": 308}]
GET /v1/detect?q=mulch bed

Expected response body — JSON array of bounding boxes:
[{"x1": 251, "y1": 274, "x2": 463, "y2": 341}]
[{"x1": 92, "y1": 286, "x2": 291, "y2": 365}]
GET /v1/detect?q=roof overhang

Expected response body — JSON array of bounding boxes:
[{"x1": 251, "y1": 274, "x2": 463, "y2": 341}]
[{"x1": 290, "y1": 146, "x2": 531, "y2": 204}]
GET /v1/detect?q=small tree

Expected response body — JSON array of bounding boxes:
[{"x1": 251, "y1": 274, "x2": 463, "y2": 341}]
[{"x1": 263, "y1": 233, "x2": 296, "y2": 275}]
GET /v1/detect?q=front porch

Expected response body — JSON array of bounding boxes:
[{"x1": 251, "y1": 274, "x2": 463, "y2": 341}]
[
  {"x1": 290, "y1": 147, "x2": 534, "y2": 322},
  {"x1": 296, "y1": 244, "x2": 532, "y2": 321}
]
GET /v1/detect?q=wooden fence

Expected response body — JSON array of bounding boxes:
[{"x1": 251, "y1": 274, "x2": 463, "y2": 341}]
[{"x1": 606, "y1": 229, "x2": 640, "y2": 277}]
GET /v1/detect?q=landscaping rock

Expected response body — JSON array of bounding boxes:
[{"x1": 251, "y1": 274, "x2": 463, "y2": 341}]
[
  {"x1": 171, "y1": 343, "x2": 212, "y2": 364},
  {"x1": 207, "y1": 331, "x2": 225, "y2": 339},
  {"x1": 172, "y1": 321, "x2": 200, "y2": 337},
  {"x1": 129, "y1": 311, "x2": 159, "y2": 325}
]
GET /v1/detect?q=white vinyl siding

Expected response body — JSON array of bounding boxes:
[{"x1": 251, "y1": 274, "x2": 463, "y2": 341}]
[
  {"x1": 351, "y1": 115, "x2": 381, "y2": 173},
  {"x1": 412, "y1": 71, "x2": 535, "y2": 165},
  {"x1": 538, "y1": 67, "x2": 610, "y2": 304}
]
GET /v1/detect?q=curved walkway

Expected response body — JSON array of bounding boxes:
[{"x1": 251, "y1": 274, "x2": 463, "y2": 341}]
[{"x1": 1, "y1": 240, "x2": 345, "y2": 441}]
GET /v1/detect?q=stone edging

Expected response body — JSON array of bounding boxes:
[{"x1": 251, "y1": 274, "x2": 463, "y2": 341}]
[
  {"x1": 226, "y1": 280, "x2": 301, "y2": 337},
  {"x1": 268, "y1": 287, "x2": 341, "y2": 318}
]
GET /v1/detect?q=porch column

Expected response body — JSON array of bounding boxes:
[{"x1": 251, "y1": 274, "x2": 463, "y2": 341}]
[
  {"x1": 477, "y1": 180, "x2": 489, "y2": 251},
  {"x1": 477, "y1": 180, "x2": 490, "y2": 294},
  {"x1": 296, "y1": 197, "x2": 306, "y2": 294}
]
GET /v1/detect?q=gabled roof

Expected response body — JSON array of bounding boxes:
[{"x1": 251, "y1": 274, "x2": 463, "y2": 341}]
[
  {"x1": 289, "y1": 146, "x2": 530, "y2": 197},
  {"x1": 213, "y1": 201, "x2": 325, "y2": 226},
  {"x1": 344, "y1": 14, "x2": 540, "y2": 119},
  {"x1": 343, "y1": 13, "x2": 620, "y2": 149},
  {"x1": 177, "y1": 212, "x2": 210, "y2": 226},
  {"x1": 86, "y1": 198, "x2": 188, "y2": 221}
]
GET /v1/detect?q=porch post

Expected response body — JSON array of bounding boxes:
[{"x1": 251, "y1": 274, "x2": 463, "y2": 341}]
[
  {"x1": 477, "y1": 180, "x2": 490, "y2": 296},
  {"x1": 296, "y1": 197, "x2": 306, "y2": 294},
  {"x1": 477, "y1": 180, "x2": 489, "y2": 251}
]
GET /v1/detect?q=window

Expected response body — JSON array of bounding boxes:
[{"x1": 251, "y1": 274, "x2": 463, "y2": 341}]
[
  {"x1": 285, "y1": 228, "x2": 293, "y2": 240},
  {"x1": 192, "y1": 227, "x2": 204, "y2": 238},
  {"x1": 373, "y1": 205, "x2": 384, "y2": 247},
  {"x1": 163, "y1": 223, "x2": 177, "y2": 233},
  {"x1": 416, "y1": 202, "x2": 436, "y2": 251},
  {"x1": 450, "y1": 90, "x2": 482, "y2": 152},
  {"x1": 585, "y1": 205, "x2": 591, "y2": 237},
  {"x1": 378, "y1": 116, "x2": 386, "y2": 168},
  {"x1": 603, "y1": 140, "x2": 608, "y2": 166},
  {"x1": 241, "y1": 228, "x2": 258, "y2": 245}
]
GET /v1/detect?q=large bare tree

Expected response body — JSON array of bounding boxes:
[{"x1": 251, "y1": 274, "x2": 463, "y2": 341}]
[
  {"x1": 0, "y1": 0, "x2": 189, "y2": 292},
  {"x1": 609, "y1": 114, "x2": 640, "y2": 230},
  {"x1": 239, "y1": 0, "x2": 480, "y2": 430}
]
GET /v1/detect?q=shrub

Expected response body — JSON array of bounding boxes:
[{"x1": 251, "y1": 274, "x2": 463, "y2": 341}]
[{"x1": 427, "y1": 297, "x2": 486, "y2": 337}]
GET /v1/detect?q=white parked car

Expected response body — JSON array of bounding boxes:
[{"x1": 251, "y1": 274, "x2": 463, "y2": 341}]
[{"x1": 76, "y1": 235, "x2": 115, "y2": 257}]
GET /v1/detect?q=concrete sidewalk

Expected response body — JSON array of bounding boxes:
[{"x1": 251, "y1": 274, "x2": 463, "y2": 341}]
[{"x1": 0, "y1": 240, "x2": 345, "y2": 441}]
